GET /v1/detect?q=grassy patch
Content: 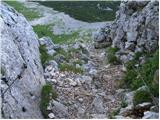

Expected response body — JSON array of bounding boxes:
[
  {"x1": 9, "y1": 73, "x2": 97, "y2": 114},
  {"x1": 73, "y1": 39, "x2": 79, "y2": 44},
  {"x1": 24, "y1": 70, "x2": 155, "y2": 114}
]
[
  {"x1": 59, "y1": 63, "x2": 83, "y2": 74},
  {"x1": 40, "y1": 84, "x2": 58, "y2": 118},
  {"x1": 4, "y1": 1, "x2": 41, "y2": 21},
  {"x1": 33, "y1": 24, "x2": 53, "y2": 38},
  {"x1": 106, "y1": 47, "x2": 120, "y2": 64},
  {"x1": 123, "y1": 50, "x2": 159, "y2": 97},
  {"x1": 33, "y1": 24, "x2": 79, "y2": 44},
  {"x1": 133, "y1": 89, "x2": 152, "y2": 106},
  {"x1": 39, "y1": 45, "x2": 53, "y2": 65},
  {"x1": 73, "y1": 59, "x2": 83, "y2": 66}
]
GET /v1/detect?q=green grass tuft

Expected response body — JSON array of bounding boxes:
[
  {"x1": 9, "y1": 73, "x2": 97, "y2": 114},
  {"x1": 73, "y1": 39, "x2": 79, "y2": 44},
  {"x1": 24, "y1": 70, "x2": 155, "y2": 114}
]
[
  {"x1": 133, "y1": 89, "x2": 152, "y2": 106},
  {"x1": 108, "y1": 107, "x2": 121, "y2": 119},
  {"x1": 33, "y1": 24, "x2": 79, "y2": 44},
  {"x1": 106, "y1": 47, "x2": 120, "y2": 64},
  {"x1": 40, "y1": 84, "x2": 58, "y2": 118},
  {"x1": 123, "y1": 50, "x2": 159, "y2": 97},
  {"x1": 39, "y1": 45, "x2": 53, "y2": 65},
  {"x1": 59, "y1": 63, "x2": 83, "y2": 74}
]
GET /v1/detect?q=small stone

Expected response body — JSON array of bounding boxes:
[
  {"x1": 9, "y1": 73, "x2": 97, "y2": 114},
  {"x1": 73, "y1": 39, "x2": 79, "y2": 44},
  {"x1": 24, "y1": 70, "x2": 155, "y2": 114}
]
[
  {"x1": 70, "y1": 81, "x2": 77, "y2": 87},
  {"x1": 150, "y1": 106, "x2": 158, "y2": 112},
  {"x1": 51, "y1": 79, "x2": 57, "y2": 83},
  {"x1": 89, "y1": 69, "x2": 97, "y2": 75},
  {"x1": 48, "y1": 113, "x2": 55, "y2": 118},
  {"x1": 46, "y1": 65, "x2": 53, "y2": 72},
  {"x1": 78, "y1": 98, "x2": 83, "y2": 102},
  {"x1": 47, "y1": 106, "x2": 52, "y2": 110},
  {"x1": 76, "y1": 64, "x2": 81, "y2": 68},
  {"x1": 104, "y1": 64, "x2": 110, "y2": 69},
  {"x1": 142, "y1": 111, "x2": 159, "y2": 119}
]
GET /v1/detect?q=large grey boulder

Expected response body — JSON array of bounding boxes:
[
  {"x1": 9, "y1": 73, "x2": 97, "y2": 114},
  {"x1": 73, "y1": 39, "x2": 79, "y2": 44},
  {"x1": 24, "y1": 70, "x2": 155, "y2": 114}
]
[{"x1": 0, "y1": 3, "x2": 45, "y2": 118}]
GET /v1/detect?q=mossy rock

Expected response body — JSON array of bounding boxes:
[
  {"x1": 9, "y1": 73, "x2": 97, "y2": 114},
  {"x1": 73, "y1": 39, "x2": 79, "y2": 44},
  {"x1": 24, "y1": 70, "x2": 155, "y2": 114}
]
[{"x1": 40, "y1": 84, "x2": 58, "y2": 118}]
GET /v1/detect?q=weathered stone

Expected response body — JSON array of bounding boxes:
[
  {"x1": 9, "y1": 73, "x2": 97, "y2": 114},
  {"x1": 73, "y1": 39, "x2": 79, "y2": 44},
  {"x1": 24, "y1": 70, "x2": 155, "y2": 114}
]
[
  {"x1": 1, "y1": 3, "x2": 45, "y2": 118},
  {"x1": 142, "y1": 111, "x2": 159, "y2": 119},
  {"x1": 91, "y1": 96, "x2": 105, "y2": 114},
  {"x1": 95, "y1": 1, "x2": 159, "y2": 63},
  {"x1": 48, "y1": 113, "x2": 55, "y2": 119},
  {"x1": 39, "y1": 36, "x2": 58, "y2": 55},
  {"x1": 51, "y1": 100, "x2": 69, "y2": 118}
]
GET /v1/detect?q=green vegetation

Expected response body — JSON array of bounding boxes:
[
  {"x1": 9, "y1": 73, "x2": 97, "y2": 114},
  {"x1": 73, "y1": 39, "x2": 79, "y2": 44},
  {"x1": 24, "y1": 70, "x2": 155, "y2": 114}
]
[
  {"x1": 4, "y1": 1, "x2": 40, "y2": 21},
  {"x1": 33, "y1": 25, "x2": 53, "y2": 39},
  {"x1": 106, "y1": 47, "x2": 120, "y2": 64},
  {"x1": 1, "y1": 67, "x2": 5, "y2": 76},
  {"x1": 123, "y1": 50, "x2": 159, "y2": 106},
  {"x1": 123, "y1": 50, "x2": 159, "y2": 95},
  {"x1": 133, "y1": 89, "x2": 152, "y2": 106},
  {"x1": 33, "y1": 24, "x2": 79, "y2": 44},
  {"x1": 108, "y1": 107, "x2": 121, "y2": 119},
  {"x1": 38, "y1": 1, "x2": 120, "y2": 22},
  {"x1": 121, "y1": 100, "x2": 128, "y2": 108},
  {"x1": 40, "y1": 84, "x2": 58, "y2": 118},
  {"x1": 73, "y1": 60, "x2": 84, "y2": 66},
  {"x1": 39, "y1": 45, "x2": 53, "y2": 65},
  {"x1": 59, "y1": 63, "x2": 83, "y2": 74}
]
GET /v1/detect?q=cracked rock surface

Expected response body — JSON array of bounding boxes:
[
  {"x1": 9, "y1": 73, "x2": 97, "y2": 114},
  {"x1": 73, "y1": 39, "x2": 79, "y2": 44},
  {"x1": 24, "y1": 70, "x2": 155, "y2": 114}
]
[{"x1": 0, "y1": 3, "x2": 45, "y2": 118}]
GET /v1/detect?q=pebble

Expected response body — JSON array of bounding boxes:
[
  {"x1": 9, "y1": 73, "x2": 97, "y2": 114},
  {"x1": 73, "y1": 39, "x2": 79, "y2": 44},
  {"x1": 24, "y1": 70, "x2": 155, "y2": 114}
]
[
  {"x1": 48, "y1": 113, "x2": 55, "y2": 118},
  {"x1": 47, "y1": 105, "x2": 52, "y2": 110},
  {"x1": 78, "y1": 98, "x2": 83, "y2": 102},
  {"x1": 70, "y1": 81, "x2": 77, "y2": 87},
  {"x1": 51, "y1": 79, "x2": 57, "y2": 83}
]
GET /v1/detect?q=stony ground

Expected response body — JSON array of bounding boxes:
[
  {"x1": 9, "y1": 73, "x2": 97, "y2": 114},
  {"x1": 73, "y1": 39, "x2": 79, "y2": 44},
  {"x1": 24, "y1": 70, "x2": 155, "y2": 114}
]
[
  {"x1": 21, "y1": 1, "x2": 129, "y2": 119},
  {"x1": 21, "y1": 1, "x2": 159, "y2": 119},
  {"x1": 44, "y1": 44, "x2": 124, "y2": 119}
]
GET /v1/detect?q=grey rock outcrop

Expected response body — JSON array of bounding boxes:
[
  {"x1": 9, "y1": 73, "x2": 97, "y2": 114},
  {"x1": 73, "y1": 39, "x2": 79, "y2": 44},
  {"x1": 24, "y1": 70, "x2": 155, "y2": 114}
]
[
  {"x1": 39, "y1": 36, "x2": 60, "y2": 56},
  {"x1": 0, "y1": 3, "x2": 45, "y2": 118},
  {"x1": 94, "y1": 1, "x2": 159, "y2": 62}
]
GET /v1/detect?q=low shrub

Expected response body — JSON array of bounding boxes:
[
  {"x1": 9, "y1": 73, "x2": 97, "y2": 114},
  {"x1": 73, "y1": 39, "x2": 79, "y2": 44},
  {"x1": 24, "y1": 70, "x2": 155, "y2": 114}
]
[
  {"x1": 123, "y1": 49, "x2": 159, "y2": 103},
  {"x1": 40, "y1": 84, "x2": 58, "y2": 118},
  {"x1": 133, "y1": 89, "x2": 152, "y2": 106}
]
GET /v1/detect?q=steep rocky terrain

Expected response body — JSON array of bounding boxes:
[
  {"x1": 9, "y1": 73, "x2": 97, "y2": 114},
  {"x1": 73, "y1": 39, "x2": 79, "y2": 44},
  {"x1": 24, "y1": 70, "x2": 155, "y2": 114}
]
[
  {"x1": 95, "y1": 1, "x2": 159, "y2": 63},
  {"x1": 94, "y1": 1, "x2": 159, "y2": 119},
  {"x1": 1, "y1": 1, "x2": 159, "y2": 119},
  {"x1": 0, "y1": 3, "x2": 45, "y2": 118}
]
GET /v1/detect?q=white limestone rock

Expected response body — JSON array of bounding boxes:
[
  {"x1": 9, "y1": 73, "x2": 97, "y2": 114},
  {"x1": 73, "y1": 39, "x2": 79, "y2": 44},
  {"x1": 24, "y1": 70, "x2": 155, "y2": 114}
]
[{"x1": 0, "y1": 3, "x2": 45, "y2": 118}]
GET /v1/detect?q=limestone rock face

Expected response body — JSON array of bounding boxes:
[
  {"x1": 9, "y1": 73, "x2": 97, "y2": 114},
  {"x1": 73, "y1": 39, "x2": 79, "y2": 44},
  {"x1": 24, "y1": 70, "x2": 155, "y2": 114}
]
[
  {"x1": 94, "y1": 1, "x2": 159, "y2": 62},
  {"x1": 0, "y1": 3, "x2": 45, "y2": 118}
]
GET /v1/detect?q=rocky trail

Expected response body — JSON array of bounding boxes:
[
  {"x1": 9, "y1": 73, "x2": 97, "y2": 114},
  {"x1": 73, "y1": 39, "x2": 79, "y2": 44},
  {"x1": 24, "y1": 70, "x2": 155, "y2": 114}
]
[
  {"x1": 43, "y1": 41, "x2": 125, "y2": 118},
  {"x1": 1, "y1": 1, "x2": 159, "y2": 119}
]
